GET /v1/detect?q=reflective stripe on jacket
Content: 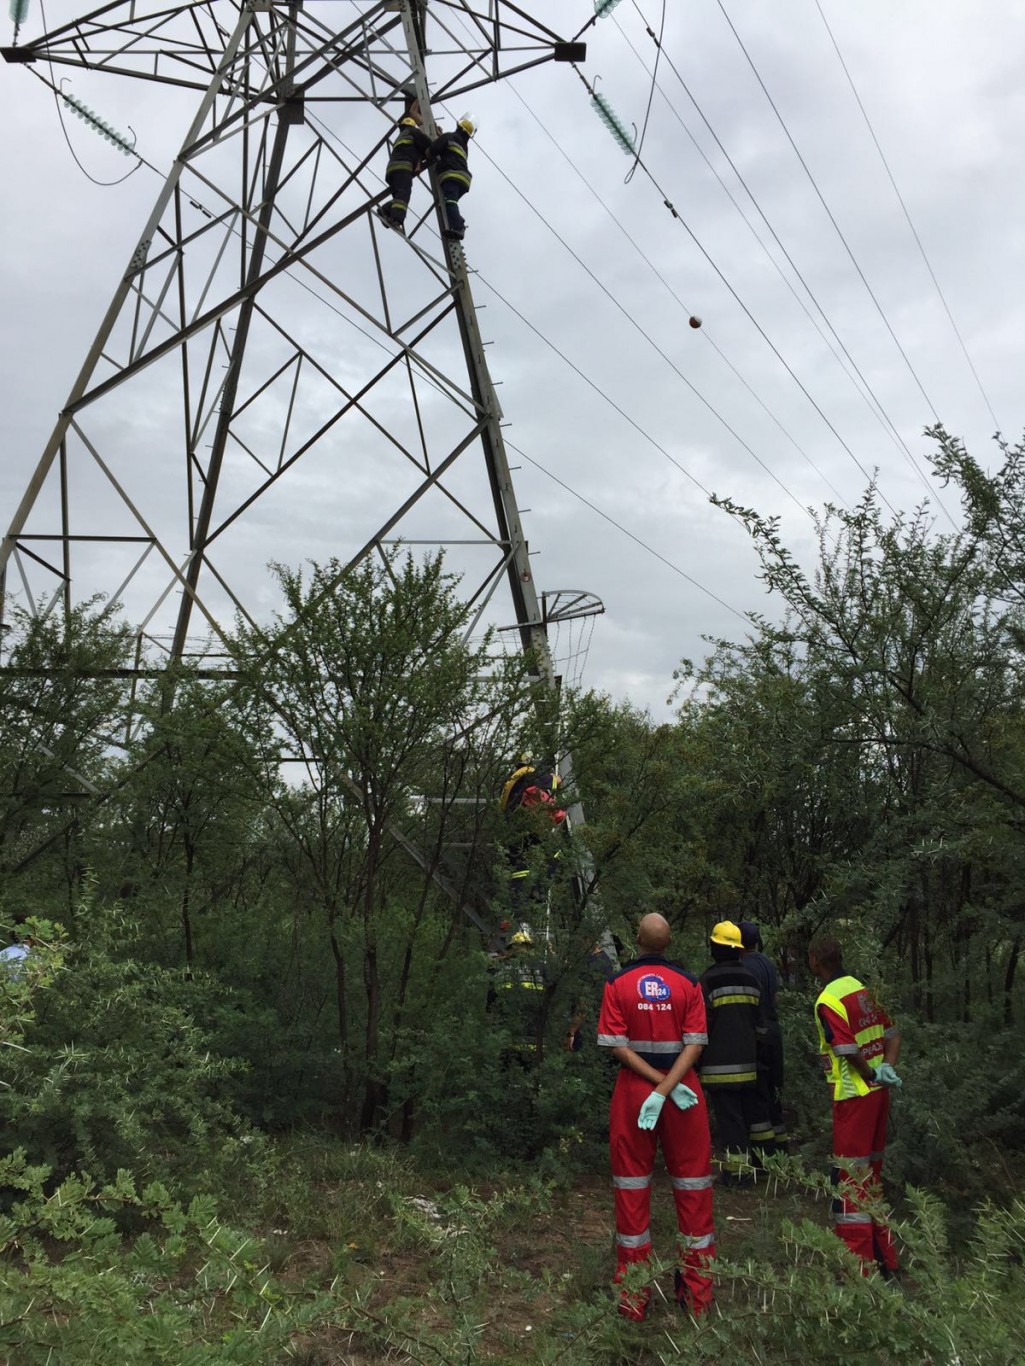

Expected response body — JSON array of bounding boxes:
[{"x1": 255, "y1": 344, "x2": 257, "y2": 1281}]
[{"x1": 430, "y1": 129, "x2": 472, "y2": 189}]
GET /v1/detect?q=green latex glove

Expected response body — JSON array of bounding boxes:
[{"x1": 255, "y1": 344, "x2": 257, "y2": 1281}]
[
  {"x1": 875, "y1": 1063, "x2": 902, "y2": 1088},
  {"x1": 670, "y1": 1083, "x2": 698, "y2": 1112},
  {"x1": 637, "y1": 1092, "x2": 666, "y2": 1130}
]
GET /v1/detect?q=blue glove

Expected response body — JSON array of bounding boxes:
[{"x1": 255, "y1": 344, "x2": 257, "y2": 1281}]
[
  {"x1": 637, "y1": 1092, "x2": 666, "y2": 1130},
  {"x1": 670, "y1": 1083, "x2": 698, "y2": 1112},
  {"x1": 875, "y1": 1063, "x2": 902, "y2": 1088}
]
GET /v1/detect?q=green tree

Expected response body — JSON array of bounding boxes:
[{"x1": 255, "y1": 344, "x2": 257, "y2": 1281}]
[
  {"x1": 235, "y1": 550, "x2": 533, "y2": 1132},
  {"x1": 0, "y1": 598, "x2": 133, "y2": 908}
]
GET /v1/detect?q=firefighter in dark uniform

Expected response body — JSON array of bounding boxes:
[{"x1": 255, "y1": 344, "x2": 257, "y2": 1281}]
[
  {"x1": 499, "y1": 757, "x2": 566, "y2": 910},
  {"x1": 739, "y1": 919, "x2": 787, "y2": 1149},
  {"x1": 698, "y1": 921, "x2": 775, "y2": 1183},
  {"x1": 487, "y1": 922, "x2": 548, "y2": 1059},
  {"x1": 429, "y1": 114, "x2": 474, "y2": 240},
  {"x1": 378, "y1": 108, "x2": 432, "y2": 235}
]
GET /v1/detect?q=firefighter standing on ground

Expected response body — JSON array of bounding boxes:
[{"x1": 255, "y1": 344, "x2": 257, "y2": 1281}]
[
  {"x1": 597, "y1": 913, "x2": 714, "y2": 1321},
  {"x1": 378, "y1": 107, "x2": 432, "y2": 235},
  {"x1": 809, "y1": 935, "x2": 902, "y2": 1276},
  {"x1": 698, "y1": 921, "x2": 775, "y2": 1180},
  {"x1": 430, "y1": 115, "x2": 474, "y2": 241},
  {"x1": 739, "y1": 919, "x2": 787, "y2": 1149}
]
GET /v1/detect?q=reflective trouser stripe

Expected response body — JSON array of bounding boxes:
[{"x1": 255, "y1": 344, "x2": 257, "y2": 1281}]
[
  {"x1": 613, "y1": 1174, "x2": 651, "y2": 1189},
  {"x1": 681, "y1": 1231, "x2": 715, "y2": 1250},
  {"x1": 835, "y1": 1212, "x2": 873, "y2": 1226},
  {"x1": 616, "y1": 1229, "x2": 650, "y2": 1248},
  {"x1": 671, "y1": 1175, "x2": 713, "y2": 1191}
]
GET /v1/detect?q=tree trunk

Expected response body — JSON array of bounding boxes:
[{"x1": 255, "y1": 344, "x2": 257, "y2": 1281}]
[
  {"x1": 329, "y1": 921, "x2": 350, "y2": 1110},
  {"x1": 1004, "y1": 934, "x2": 1021, "y2": 1027}
]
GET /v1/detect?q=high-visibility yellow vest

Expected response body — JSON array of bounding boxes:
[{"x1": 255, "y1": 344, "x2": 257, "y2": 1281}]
[{"x1": 814, "y1": 975, "x2": 884, "y2": 1102}]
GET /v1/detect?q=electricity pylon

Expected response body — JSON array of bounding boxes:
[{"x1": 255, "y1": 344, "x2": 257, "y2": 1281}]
[
  {"x1": 1, "y1": 1, "x2": 603, "y2": 923},
  {"x1": 1, "y1": 0, "x2": 587, "y2": 684}
]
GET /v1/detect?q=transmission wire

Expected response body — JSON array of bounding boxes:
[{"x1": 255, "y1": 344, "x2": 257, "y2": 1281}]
[
  {"x1": 813, "y1": 0, "x2": 1001, "y2": 433},
  {"x1": 624, "y1": 0, "x2": 665, "y2": 184},
  {"x1": 468, "y1": 136, "x2": 831, "y2": 516},
  {"x1": 570, "y1": 68, "x2": 900, "y2": 521},
  {"x1": 715, "y1": 1, "x2": 942, "y2": 427},
  {"x1": 506, "y1": 439, "x2": 749, "y2": 624},
  {"x1": 501, "y1": 78, "x2": 847, "y2": 510},
  {"x1": 619, "y1": 2, "x2": 947, "y2": 510}
]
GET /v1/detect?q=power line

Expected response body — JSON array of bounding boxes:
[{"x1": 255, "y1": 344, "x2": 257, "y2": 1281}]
[
  {"x1": 468, "y1": 134, "x2": 833, "y2": 518},
  {"x1": 715, "y1": 1, "x2": 941, "y2": 425},
  {"x1": 620, "y1": 1, "x2": 957, "y2": 527},
  {"x1": 500, "y1": 78, "x2": 850, "y2": 510},
  {"x1": 813, "y1": 0, "x2": 1002, "y2": 434},
  {"x1": 618, "y1": 5, "x2": 943, "y2": 503},
  {"x1": 569, "y1": 66, "x2": 904, "y2": 522},
  {"x1": 507, "y1": 439, "x2": 750, "y2": 625},
  {"x1": 624, "y1": 0, "x2": 665, "y2": 184}
]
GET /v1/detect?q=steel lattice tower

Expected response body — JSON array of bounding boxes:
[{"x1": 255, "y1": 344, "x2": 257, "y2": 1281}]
[{"x1": 1, "y1": 0, "x2": 591, "y2": 685}]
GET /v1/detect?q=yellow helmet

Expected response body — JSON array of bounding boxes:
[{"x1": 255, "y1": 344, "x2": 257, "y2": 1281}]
[
  {"x1": 710, "y1": 920, "x2": 743, "y2": 948},
  {"x1": 457, "y1": 113, "x2": 476, "y2": 137},
  {"x1": 509, "y1": 922, "x2": 534, "y2": 946}
]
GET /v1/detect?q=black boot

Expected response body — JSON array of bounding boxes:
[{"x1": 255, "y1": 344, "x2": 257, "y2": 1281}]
[{"x1": 377, "y1": 206, "x2": 406, "y2": 235}]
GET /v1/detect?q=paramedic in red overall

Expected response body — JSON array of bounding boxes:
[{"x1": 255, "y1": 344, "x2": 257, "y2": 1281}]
[
  {"x1": 809, "y1": 935, "x2": 902, "y2": 1277},
  {"x1": 597, "y1": 913, "x2": 715, "y2": 1321}
]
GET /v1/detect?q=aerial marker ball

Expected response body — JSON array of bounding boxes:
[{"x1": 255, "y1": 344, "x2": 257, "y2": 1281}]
[{"x1": 689, "y1": 315, "x2": 702, "y2": 329}]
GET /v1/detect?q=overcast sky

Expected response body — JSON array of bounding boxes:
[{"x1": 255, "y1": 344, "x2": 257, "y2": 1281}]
[{"x1": 2, "y1": 1, "x2": 1023, "y2": 721}]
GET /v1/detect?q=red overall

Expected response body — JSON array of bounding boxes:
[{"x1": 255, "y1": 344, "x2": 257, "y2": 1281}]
[
  {"x1": 817, "y1": 979, "x2": 899, "y2": 1273},
  {"x1": 598, "y1": 957, "x2": 715, "y2": 1316}
]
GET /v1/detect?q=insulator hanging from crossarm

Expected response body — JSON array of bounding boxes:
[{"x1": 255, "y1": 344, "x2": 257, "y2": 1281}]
[
  {"x1": 590, "y1": 90, "x2": 636, "y2": 155},
  {"x1": 594, "y1": 0, "x2": 624, "y2": 16},
  {"x1": 61, "y1": 91, "x2": 136, "y2": 156},
  {"x1": 9, "y1": 0, "x2": 29, "y2": 44}
]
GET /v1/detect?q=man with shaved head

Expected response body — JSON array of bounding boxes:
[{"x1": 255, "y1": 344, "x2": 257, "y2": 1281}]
[{"x1": 597, "y1": 913, "x2": 714, "y2": 1321}]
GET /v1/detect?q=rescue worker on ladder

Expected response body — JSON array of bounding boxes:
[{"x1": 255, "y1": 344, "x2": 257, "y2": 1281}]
[
  {"x1": 430, "y1": 114, "x2": 474, "y2": 241},
  {"x1": 487, "y1": 920, "x2": 548, "y2": 1060},
  {"x1": 698, "y1": 921, "x2": 775, "y2": 1182},
  {"x1": 377, "y1": 103, "x2": 432, "y2": 236},
  {"x1": 597, "y1": 913, "x2": 714, "y2": 1321},
  {"x1": 486, "y1": 921, "x2": 549, "y2": 1157},
  {"x1": 809, "y1": 935, "x2": 902, "y2": 1277},
  {"x1": 499, "y1": 757, "x2": 567, "y2": 910}
]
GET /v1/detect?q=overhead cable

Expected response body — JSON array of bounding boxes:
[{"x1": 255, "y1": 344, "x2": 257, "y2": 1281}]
[
  {"x1": 504, "y1": 78, "x2": 847, "y2": 510},
  {"x1": 716, "y1": 1, "x2": 940, "y2": 425},
  {"x1": 507, "y1": 440, "x2": 749, "y2": 624},
  {"x1": 570, "y1": 65, "x2": 898, "y2": 518},
  {"x1": 619, "y1": 3, "x2": 948, "y2": 514},
  {"x1": 813, "y1": 0, "x2": 1001, "y2": 434},
  {"x1": 469, "y1": 133, "x2": 829, "y2": 518}
]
